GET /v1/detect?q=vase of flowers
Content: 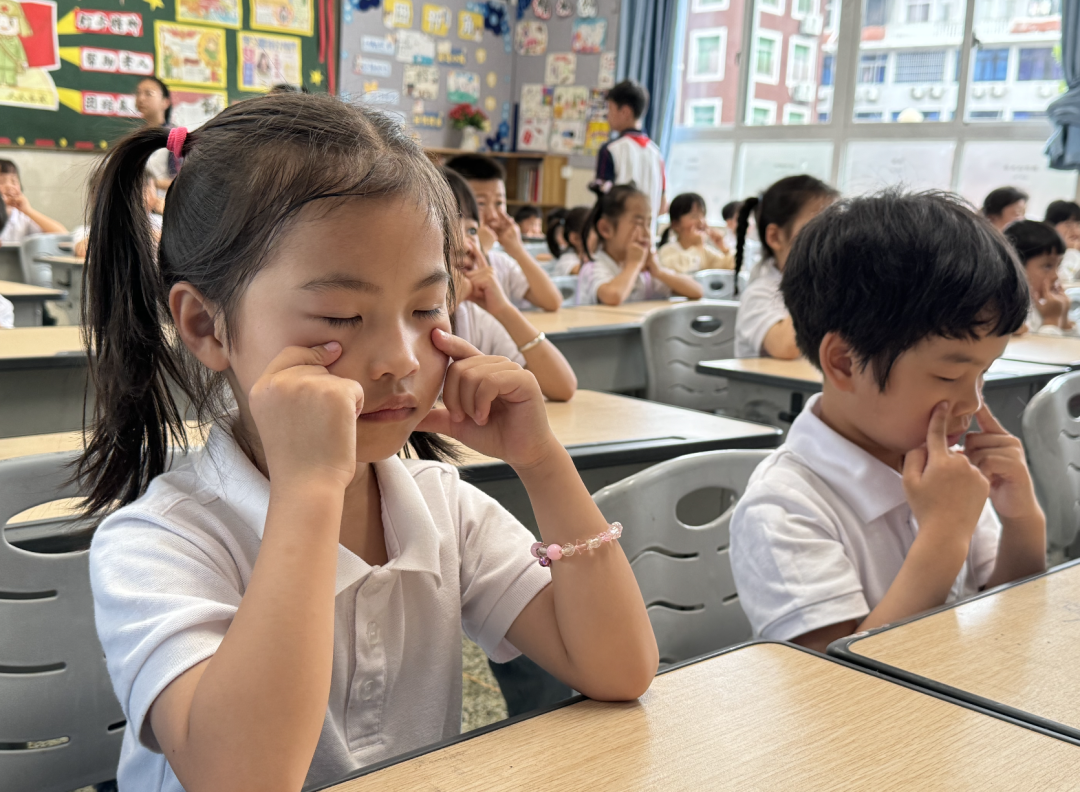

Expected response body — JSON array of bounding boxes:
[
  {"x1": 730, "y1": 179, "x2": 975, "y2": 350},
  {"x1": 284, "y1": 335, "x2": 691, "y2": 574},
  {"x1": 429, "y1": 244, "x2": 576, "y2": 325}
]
[{"x1": 449, "y1": 103, "x2": 488, "y2": 152}]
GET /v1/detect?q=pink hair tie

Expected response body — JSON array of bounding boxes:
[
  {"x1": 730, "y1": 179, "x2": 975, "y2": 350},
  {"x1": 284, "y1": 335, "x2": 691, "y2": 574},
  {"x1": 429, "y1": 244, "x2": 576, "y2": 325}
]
[{"x1": 166, "y1": 126, "x2": 188, "y2": 161}]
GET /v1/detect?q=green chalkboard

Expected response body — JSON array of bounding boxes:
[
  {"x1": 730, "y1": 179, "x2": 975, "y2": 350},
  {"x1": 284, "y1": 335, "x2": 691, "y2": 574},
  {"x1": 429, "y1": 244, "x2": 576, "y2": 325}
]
[{"x1": 0, "y1": 0, "x2": 337, "y2": 151}]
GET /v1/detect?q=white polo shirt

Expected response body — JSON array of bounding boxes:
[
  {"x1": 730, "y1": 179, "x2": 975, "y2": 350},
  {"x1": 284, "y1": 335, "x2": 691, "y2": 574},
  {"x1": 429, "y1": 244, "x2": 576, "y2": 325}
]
[
  {"x1": 730, "y1": 394, "x2": 1001, "y2": 642},
  {"x1": 454, "y1": 301, "x2": 525, "y2": 365},
  {"x1": 0, "y1": 294, "x2": 12, "y2": 328},
  {"x1": 487, "y1": 248, "x2": 531, "y2": 309},
  {"x1": 576, "y1": 249, "x2": 672, "y2": 305},
  {"x1": 734, "y1": 259, "x2": 787, "y2": 358},
  {"x1": 0, "y1": 207, "x2": 43, "y2": 244},
  {"x1": 90, "y1": 425, "x2": 550, "y2": 792}
]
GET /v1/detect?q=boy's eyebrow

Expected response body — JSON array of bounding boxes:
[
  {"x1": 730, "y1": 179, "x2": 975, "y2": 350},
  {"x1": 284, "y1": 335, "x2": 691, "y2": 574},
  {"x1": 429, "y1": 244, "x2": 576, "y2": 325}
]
[{"x1": 940, "y1": 352, "x2": 977, "y2": 364}]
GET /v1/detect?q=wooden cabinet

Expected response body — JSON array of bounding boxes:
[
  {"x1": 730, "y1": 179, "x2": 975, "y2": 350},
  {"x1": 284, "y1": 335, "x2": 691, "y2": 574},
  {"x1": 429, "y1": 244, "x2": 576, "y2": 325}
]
[{"x1": 425, "y1": 148, "x2": 569, "y2": 213}]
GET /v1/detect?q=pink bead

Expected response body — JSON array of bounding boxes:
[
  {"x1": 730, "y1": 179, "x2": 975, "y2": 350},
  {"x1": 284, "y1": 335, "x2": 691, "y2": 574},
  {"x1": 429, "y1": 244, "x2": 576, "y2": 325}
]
[
  {"x1": 547, "y1": 543, "x2": 562, "y2": 560},
  {"x1": 530, "y1": 542, "x2": 543, "y2": 559}
]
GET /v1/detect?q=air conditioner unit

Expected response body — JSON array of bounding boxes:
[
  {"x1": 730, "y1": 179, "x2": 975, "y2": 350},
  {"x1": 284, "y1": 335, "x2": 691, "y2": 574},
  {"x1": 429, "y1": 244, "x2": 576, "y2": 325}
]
[
  {"x1": 973, "y1": 85, "x2": 986, "y2": 98},
  {"x1": 800, "y1": 14, "x2": 823, "y2": 35},
  {"x1": 1039, "y1": 84, "x2": 1054, "y2": 97},
  {"x1": 991, "y1": 84, "x2": 1006, "y2": 98},
  {"x1": 867, "y1": 87, "x2": 880, "y2": 102},
  {"x1": 929, "y1": 85, "x2": 944, "y2": 99},
  {"x1": 910, "y1": 86, "x2": 926, "y2": 100},
  {"x1": 791, "y1": 83, "x2": 815, "y2": 103}
]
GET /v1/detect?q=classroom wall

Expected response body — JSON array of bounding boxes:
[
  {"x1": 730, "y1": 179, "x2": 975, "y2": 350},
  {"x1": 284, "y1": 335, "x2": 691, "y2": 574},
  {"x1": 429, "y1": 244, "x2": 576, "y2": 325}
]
[
  {"x1": 566, "y1": 166, "x2": 595, "y2": 209},
  {"x1": 2, "y1": 150, "x2": 99, "y2": 231}
]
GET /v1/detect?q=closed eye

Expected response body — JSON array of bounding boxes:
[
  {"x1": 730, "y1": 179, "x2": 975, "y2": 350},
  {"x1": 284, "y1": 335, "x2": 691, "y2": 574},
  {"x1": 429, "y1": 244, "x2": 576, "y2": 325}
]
[
  {"x1": 937, "y1": 376, "x2": 957, "y2": 383},
  {"x1": 323, "y1": 316, "x2": 362, "y2": 327},
  {"x1": 415, "y1": 307, "x2": 444, "y2": 320}
]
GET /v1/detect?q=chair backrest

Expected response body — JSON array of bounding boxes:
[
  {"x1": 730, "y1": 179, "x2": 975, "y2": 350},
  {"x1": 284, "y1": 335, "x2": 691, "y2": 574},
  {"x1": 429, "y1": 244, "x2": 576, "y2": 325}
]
[
  {"x1": 1022, "y1": 371, "x2": 1080, "y2": 551},
  {"x1": 551, "y1": 275, "x2": 579, "y2": 307},
  {"x1": 592, "y1": 449, "x2": 770, "y2": 665},
  {"x1": 694, "y1": 269, "x2": 735, "y2": 301},
  {"x1": 1068, "y1": 287, "x2": 1080, "y2": 326},
  {"x1": 0, "y1": 244, "x2": 22, "y2": 283},
  {"x1": 0, "y1": 452, "x2": 124, "y2": 792},
  {"x1": 19, "y1": 234, "x2": 72, "y2": 288},
  {"x1": 641, "y1": 300, "x2": 739, "y2": 411}
]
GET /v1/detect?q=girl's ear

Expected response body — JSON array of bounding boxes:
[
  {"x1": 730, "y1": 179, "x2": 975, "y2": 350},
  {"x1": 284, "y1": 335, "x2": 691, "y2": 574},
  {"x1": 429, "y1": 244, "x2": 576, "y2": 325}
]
[
  {"x1": 764, "y1": 221, "x2": 787, "y2": 254},
  {"x1": 597, "y1": 216, "x2": 615, "y2": 241},
  {"x1": 170, "y1": 282, "x2": 230, "y2": 372}
]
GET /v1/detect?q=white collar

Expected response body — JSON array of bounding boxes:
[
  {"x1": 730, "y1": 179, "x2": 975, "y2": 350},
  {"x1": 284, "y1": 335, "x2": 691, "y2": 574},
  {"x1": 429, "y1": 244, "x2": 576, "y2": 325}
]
[
  {"x1": 195, "y1": 424, "x2": 443, "y2": 595},
  {"x1": 785, "y1": 394, "x2": 909, "y2": 523}
]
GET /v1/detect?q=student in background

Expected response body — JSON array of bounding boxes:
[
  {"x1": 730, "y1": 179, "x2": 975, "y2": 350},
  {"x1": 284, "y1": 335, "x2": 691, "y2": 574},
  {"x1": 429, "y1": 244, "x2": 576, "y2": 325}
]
[
  {"x1": 721, "y1": 201, "x2": 742, "y2": 250},
  {"x1": 1004, "y1": 220, "x2": 1075, "y2": 336},
  {"x1": 136, "y1": 77, "x2": 176, "y2": 211},
  {"x1": 446, "y1": 154, "x2": 562, "y2": 312},
  {"x1": 982, "y1": 186, "x2": 1027, "y2": 231},
  {"x1": 0, "y1": 159, "x2": 67, "y2": 243},
  {"x1": 731, "y1": 191, "x2": 1044, "y2": 653},
  {"x1": 657, "y1": 192, "x2": 733, "y2": 274},
  {"x1": 594, "y1": 80, "x2": 666, "y2": 217},
  {"x1": 546, "y1": 207, "x2": 568, "y2": 252},
  {"x1": 513, "y1": 205, "x2": 544, "y2": 239},
  {"x1": 71, "y1": 171, "x2": 163, "y2": 260},
  {"x1": 1044, "y1": 199, "x2": 1080, "y2": 281},
  {"x1": 577, "y1": 184, "x2": 702, "y2": 306},
  {"x1": 442, "y1": 168, "x2": 577, "y2": 401},
  {"x1": 80, "y1": 95, "x2": 655, "y2": 792},
  {"x1": 734, "y1": 175, "x2": 838, "y2": 359},
  {"x1": 547, "y1": 205, "x2": 593, "y2": 276}
]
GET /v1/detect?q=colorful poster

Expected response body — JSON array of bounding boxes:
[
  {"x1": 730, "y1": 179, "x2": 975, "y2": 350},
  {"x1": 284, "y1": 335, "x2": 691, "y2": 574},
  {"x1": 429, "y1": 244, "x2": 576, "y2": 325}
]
[
  {"x1": 598, "y1": 51, "x2": 615, "y2": 89},
  {"x1": 584, "y1": 118, "x2": 609, "y2": 155},
  {"x1": 555, "y1": 0, "x2": 572, "y2": 16},
  {"x1": 0, "y1": 0, "x2": 59, "y2": 109},
  {"x1": 59, "y1": 46, "x2": 154, "y2": 75},
  {"x1": 531, "y1": 0, "x2": 550, "y2": 19},
  {"x1": 436, "y1": 41, "x2": 465, "y2": 64},
  {"x1": 514, "y1": 20, "x2": 546, "y2": 55},
  {"x1": 362, "y1": 34, "x2": 396, "y2": 55},
  {"x1": 553, "y1": 85, "x2": 587, "y2": 119},
  {"x1": 457, "y1": 9, "x2": 482, "y2": 41},
  {"x1": 413, "y1": 109, "x2": 443, "y2": 127},
  {"x1": 549, "y1": 119, "x2": 584, "y2": 153},
  {"x1": 396, "y1": 30, "x2": 434, "y2": 64},
  {"x1": 177, "y1": 0, "x2": 241, "y2": 29},
  {"x1": 361, "y1": 88, "x2": 399, "y2": 104},
  {"x1": 170, "y1": 88, "x2": 228, "y2": 128},
  {"x1": 517, "y1": 117, "x2": 550, "y2": 151},
  {"x1": 403, "y1": 63, "x2": 438, "y2": 99},
  {"x1": 446, "y1": 69, "x2": 478, "y2": 103},
  {"x1": 251, "y1": 0, "x2": 312, "y2": 34},
  {"x1": 353, "y1": 55, "x2": 392, "y2": 76},
  {"x1": 155, "y1": 21, "x2": 227, "y2": 88},
  {"x1": 571, "y1": 18, "x2": 605, "y2": 54},
  {"x1": 520, "y1": 83, "x2": 552, "y2": 118},
  {"x1": 237, "y1": 30, "x2": 301, "y2": 91},
  {"x1": 383, "y1": 0, "x2": 412, "y2": 28},
  {"x1": 544, "y1": 52, "x2": 574, "y2": 85},
  {"x1": 420, "y1": 3, "x2": 449, "y2": 36},
  {"x1": 57, "y1": 7, "x2": 142, "y2": 37}
]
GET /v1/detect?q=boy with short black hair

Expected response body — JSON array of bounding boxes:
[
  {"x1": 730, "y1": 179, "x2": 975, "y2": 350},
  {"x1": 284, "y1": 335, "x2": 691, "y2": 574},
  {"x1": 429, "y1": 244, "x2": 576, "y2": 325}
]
[
  {"x1": 513, "y1": 205, "x2": 543, "y2": 238},
  {"x1": 446, "y1": 154, "x2": 562, "y2": 312},
  {"x1": 595, "y1": 80, "x2": 666, "y2": 218},
  {"x1": 730, "y1": 191, "x2": 1046, "y2": 653}
]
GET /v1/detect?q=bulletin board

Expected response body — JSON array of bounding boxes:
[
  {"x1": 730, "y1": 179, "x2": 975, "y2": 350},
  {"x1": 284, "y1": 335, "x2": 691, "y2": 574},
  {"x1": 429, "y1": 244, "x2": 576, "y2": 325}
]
[{"x1": 0, "y1": 0, "x2": 336, "y2": 151}]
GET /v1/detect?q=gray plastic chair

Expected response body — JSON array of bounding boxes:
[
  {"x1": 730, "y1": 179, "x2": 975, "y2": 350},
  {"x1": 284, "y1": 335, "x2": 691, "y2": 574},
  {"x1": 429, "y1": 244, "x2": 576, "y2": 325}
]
[
  {"x1": 1022, "y1": 371, "x2": 1080, "y2": 553},
  {"x1": 551, "y1": 274, "x2": 578, "y2": 307},
  {"x1": 693, "y1": 269, "x2": 736, "y2": 301},
  {"x1": 0, "y1": 452, "x2": 124, "y2": 792},
  {"x1": 18, "y1": 234, "x2": 72, "y2": 287},
  {"x1": 642, "y1": 300, "x2": 739, "y2": 412},
  {"x1": 592, "y1": 449, "x2": 770, "y2": 665}
]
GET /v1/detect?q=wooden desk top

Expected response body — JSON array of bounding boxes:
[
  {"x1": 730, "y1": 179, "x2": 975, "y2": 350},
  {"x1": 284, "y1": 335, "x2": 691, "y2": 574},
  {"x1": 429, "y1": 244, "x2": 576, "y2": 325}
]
[
  {"x1": 833, "y1": 560, "x2": 1080, "y2": 740},
  {"x1": 34, "y1": 253, "x2": 85, "y2": 266},
  {"x1": 526, "y1": 301, "x2": 681, "y2": 337},
  {"x1": 1004, "y1": 334, "x2": 1080, "y2": 368},
  {"x1": 322, "y1": 642, "x2": 1078, "y2": 792},
  {"x1": 0, "y1": 326, "x2": 86, "y2": 368},
  {"x1": 0, "y1": 279, "x2": 65, "y2": 301}
]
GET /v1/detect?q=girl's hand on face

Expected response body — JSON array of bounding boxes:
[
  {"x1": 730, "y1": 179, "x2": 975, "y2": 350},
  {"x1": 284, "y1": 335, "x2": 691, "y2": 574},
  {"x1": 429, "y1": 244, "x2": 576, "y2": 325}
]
[
  {"x1": 626, "y1": 235, "x2": 650, "y2": 271},
  {"x1": 1034, "y1": 279, "x2": 1068, "y2": 325},
  {"x1": 247, "y1": 342, "x2": 365, "y2": 489},
  {"x1": 416, "y1": 329, "x2": 557, "y2": 470},
  {"x1": 705, "y1": 226, "x2": 729, "y2": 252}
]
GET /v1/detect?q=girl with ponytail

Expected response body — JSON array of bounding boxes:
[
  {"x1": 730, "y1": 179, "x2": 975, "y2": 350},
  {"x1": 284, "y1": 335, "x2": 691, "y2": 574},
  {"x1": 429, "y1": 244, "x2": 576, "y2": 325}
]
[
  {"x1": 81, "y1": 94, "x2": 656, "y2": 792},
  {"x1": 733, "y1": 174, "x2": 838, "y2": 358},
  {"x1": 657, "y1": 192, "x2": 733, "y2": 273}
]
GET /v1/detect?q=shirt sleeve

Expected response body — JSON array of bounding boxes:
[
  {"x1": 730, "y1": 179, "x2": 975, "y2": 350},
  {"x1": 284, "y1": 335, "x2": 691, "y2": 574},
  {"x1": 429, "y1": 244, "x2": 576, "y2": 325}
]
[
  {"x1": 489, "y1": 249, "x2": 530, "y2": 305},
  {"x1": 971, "y1": 501, "x2": 1003, "y2": 588},
  {"x1": 703, "y1": 245, "x2": 734, "y2": 270},
  {"x1": 730, "y1": 479, "x2": 870, "y2": 641},
  {"x1": 0, "y1": 295, "x2": 13, "y2": 329},
  {"x1": 450, "y1": 472, "x2": 552, "y2": 662},
  {"x1": 471, "y1": 304, "x2": 526, "y2": 365},
  {"x1": 595, "y1": 141, "x2": 616, "y2": 184},
  {"x1": 89, "y1": 506, "x2": 241, "y2": 753},
  {"x1": 576, "y1": 256, "x2": 619, "y2": 305},
  {"x1": 734, "y1": 276, "x2": 789, "y2": 358}
]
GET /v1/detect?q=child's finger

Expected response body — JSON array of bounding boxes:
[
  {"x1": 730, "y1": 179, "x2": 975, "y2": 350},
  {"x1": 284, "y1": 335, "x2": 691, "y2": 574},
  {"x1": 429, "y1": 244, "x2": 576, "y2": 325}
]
[
  {"x1": 431, "y1": 328, "x2": 483, "y2": 361},
  {"x1": 415, "y1": 405, "x2": 453, "y2": 436},
  {"x1": 902, "y1": 445, "x2": 928, "y2": 485},
  {"x1": 262, "y1": 341, "x2": 344, "y2": 379},
  {"x1": 974, "y1": 403, "x2": 1008, "y2": 435},
  {"x1": 925, "y1": 402, "x2": 950, "y2": 458}
]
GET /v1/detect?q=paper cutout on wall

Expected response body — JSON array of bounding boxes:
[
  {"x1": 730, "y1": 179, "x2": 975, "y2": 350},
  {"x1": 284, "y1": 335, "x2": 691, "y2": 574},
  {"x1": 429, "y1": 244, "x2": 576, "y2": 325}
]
[
  {"x1": 413, "y1": 109, "x2": 443, "y2": 127},
  {"x1": 403, "y1": 63, "x2": 438, "y2": 98},
  {"x1": 553, "y1": 84, "x2": 587, "y2": 119},
  {"x1": 554, "y1": 0, "x2": 571, "y2": 17},
  {"x1": 177, "y1": 0, "x2": 240, "y2": 29},
  {"x1": 543, "y1": 51, "x2": 574, "y2": 85},
  {"x1": 383, "y1": 0, "x2": 412, "y2": 28},
  {"x1": 169, "y1": 88, "x2": 228, "y2": 128},
  {"x1": 361, "y1": 87, "x2": 400, "y2": 103},
  {"x1": 238, "y1": 30, "x2": 301, "y2": 91},
  {"x1": 251, "y1": 0, "x2": 314, "y2": 35},
  {"x1": 576, "y1": 0, "x2": 596, "y2": 17},
  {"x1": 484, "y1": 94, "x2": 496, "y2": 111},
  {"x1": 420, "y1": 3, "x2": 449, "y2": 35},
  {"x1": 531, "y1": 0, "x2": 550, "y2": 20},
  {"x1": 57, "y1": 7, "x2": 142, "y2": 37},
  {"x1": 436, "y1": 41, "x2": 465, "y2": 64},
  {"x1": 514, "y1": 20, "x2": 545, "y2": 55},
  {"x1": 598, "y1": 51, "x2": 615, "y2": 88},
  {"x1": 0, "y1": 0, "x2": 59, "y2": 108},
  {"x1": 446, "y1": 69, "x2": 478, "y2": 102},
  {"x1": 584, "y1": 118, "x2": 609, "y2": 155},
  {"x1": 362, "y1": 33, "x2": 395, "y2": 54},
  {"x1": 484, "y1": 70, "x2": 496, "y2": 87},
  {"x1": 353, "y1": 55, "x2": 391, "y2": 76},
  {"x1": 396, "y1": 29, "x2": 434, "y2": 63},
  {"x1": 549, "y1": 119, "x2": 583, "y2": 152},
  {"x1": 457, "y1": 9, "x2": 482, "y2": 41},
  {"x1": 517, "y1": 116, "x2": 550, "y2": 151},
  {"x1": 571, "y1": 18, "x2": 604, "y2": 53},
  {"x1": 59, "y1": 46, "x2": 153, "y2": 74},
  {"x1": 475, "y1": 46, "x2": 486, "y2": 63},
  {"x1": 520, "y1": 82, "x2": 552, "y2": 117},
  {"x1": 156, "y1": 21, "x2": 227, "y2": 88}
]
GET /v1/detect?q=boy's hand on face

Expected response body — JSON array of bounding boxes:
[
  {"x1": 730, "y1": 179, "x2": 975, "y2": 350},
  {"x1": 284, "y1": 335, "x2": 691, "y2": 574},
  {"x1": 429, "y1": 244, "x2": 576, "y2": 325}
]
[
  {"x1": 464, "y1": 259, "x2": 511, "y2": 316},
  {"x1": 902, "y1": 401, "x2": 990, "y2": 548},
  {"x1": 1034, "y1": 279, "x2": 1070, "y2": 327},
  {"x1": 487, "y1": 207, "x2": 523, "y2": 251},
  {"x1": 963, "y1": 404, "x2": 1043, "y2": 523}
]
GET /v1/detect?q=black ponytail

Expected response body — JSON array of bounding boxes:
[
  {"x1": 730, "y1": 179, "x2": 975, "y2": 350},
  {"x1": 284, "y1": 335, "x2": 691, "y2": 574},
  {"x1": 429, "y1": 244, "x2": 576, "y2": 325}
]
[
  {"x1": 77, "y1": 126, "x2": 188, "y2": 518},
  {"x1": 733, "y1": 197, "x2": 759, "y2": 295},
  {"x1": 659, "y1": 192, "x2": 705, "y2": 249},
  {"x1": 545, "y1": 209, "x2": 567, "y2": 258}
]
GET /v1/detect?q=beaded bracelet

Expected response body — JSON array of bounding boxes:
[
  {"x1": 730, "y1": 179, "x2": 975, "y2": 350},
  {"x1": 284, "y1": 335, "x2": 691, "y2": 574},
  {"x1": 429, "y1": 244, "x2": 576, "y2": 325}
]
[{"x1": 530, "y1": 522, "x2": 623, "y2": 567}]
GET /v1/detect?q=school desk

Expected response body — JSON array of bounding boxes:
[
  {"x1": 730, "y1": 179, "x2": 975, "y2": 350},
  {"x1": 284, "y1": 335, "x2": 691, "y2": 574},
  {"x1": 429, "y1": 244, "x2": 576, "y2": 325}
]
[
  {"x1": 0, "y1": 280, "x2": 66, "y2": 326},
  {"x1": 34, "y1": 253, "x2": 85, "y2": 324},
  {"x1": 696, "y1": 357, "x2": 1069, "y2": 439},
  {"x1": 830, "y1": 559, "x2": 1080, "y2": 743},
  {"x1": 317, "y1": 641, "x2": 1079, "y2": 792},
  {"x1": 0, "y1": 326, "x2": 89, "y2": 438},
  {"x1": 0, "y1": 243, "x2": 21, "y2": 283},
  {"x1": 1003, "y1": 334, "x2": 1080, "y2": 369}
]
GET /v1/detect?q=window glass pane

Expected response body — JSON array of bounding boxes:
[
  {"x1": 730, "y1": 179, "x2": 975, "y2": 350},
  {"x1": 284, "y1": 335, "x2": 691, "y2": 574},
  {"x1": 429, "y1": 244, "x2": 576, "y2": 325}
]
[
  {"x1": 667, "y1": 141, "x2": 736, "y2": 224},
  {"x1": 840, "y1": 140, "x2": 956, "y2": 194},
  {"x1": 677, "y1": 1, "x2": 742, "y2": 127},
  {"x1": 965, "y1": 0, "x2": 1064, "y2": 121},
  {"x1": 735, "y1": 141, "x2": 834, "y2": 196},
  {"x1": 852, "y1": 0, "x2": 961, "y2": 123},
  {"x1": 743, "y1": 0, "x2": 840, "y2": 125},
  {"x1": 957, "y1": 140, "x2": 1077, "y2": 218}
]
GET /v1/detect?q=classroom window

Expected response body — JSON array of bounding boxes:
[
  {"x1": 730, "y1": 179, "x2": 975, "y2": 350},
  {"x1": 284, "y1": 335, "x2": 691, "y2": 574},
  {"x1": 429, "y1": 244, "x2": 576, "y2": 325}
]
[
  {"x1": 690, "y1": 29, "x2": 728, "y2": 81},
  {"x1": 895, "y1": 51, "x2": 946, "y2": 82},
  {"x1": 1016, "y1": 48, "x2": 1063, "y2": 81},
  {"x1": 973, "y1": 48, "x2": 1009, "y2": 81},
  {"x1": 686, "y1": 99, "x2": 724, "y2": 126},
  {"x1": 858, "y1": 53, "x2": 887, "y2": 83}
]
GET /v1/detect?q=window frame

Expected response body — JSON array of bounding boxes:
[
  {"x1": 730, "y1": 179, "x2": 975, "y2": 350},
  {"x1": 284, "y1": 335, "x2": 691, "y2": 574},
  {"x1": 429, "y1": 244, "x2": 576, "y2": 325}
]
[
  {"x1": 691, "y1": 0, "x2": 730, "y2": 13},
  {"x1": 688, "y1": 27, "x2": 729, "y2": 82},
  {"x1": 686, "y1": 98, "x2": 725, "y2": 126}
]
